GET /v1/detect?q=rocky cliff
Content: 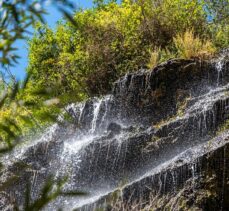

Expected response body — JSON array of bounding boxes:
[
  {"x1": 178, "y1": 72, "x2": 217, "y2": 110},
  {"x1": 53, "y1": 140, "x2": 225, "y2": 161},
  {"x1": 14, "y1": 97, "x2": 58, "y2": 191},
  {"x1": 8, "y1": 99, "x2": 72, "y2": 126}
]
[{"x1": 0, "y1": 51, "x2": 229, "y2": 211}]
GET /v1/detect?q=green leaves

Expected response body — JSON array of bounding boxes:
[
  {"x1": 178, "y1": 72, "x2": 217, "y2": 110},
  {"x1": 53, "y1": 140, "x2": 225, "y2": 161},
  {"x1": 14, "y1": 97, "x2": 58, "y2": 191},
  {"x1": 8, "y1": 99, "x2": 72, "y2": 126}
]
[
  {"x1": 0, "y1": 92, "x2": 8, "y2": 109},
  {"x1": 0, "y1": 73, "x2": 62, "y2": 155},
  {"x1": 22, "y1": 176, "x2": 86, "y2": 211},
  {"x1": 24, "y1": 176, "x2": 63, "y2": 211},
  {"x1": 0, "y1": 0, "x2": 76, "y2": 66},
  {"x1": 58, "y1": 8, "x2": 78, "y2": 27},
  {"x1": 10, "y1": 81, "x2": 19, "y2": 100},
  {"x1": 0, "y1": 1, "x2": 44, "y2": 66}
]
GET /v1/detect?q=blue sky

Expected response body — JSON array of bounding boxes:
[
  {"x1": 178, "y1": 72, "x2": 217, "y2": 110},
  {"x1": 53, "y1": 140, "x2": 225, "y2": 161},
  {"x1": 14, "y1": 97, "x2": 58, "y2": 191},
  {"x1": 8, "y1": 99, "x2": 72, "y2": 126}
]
[{"x1": 11, "y1": 0, "x2": 94, "y2": 80}]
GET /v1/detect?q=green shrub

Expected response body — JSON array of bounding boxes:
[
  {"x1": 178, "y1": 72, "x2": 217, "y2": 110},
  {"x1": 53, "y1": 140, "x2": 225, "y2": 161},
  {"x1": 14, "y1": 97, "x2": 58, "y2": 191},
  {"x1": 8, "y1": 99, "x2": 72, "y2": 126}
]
[{"x1": 27, "y1": 0, "x2": 228, "y2": 97}]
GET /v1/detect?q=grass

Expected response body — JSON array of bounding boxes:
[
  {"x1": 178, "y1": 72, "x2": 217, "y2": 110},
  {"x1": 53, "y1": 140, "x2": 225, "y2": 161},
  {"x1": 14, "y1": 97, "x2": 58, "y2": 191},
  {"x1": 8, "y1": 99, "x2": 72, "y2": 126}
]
[
  {"x1": 147, "y1": 30, "x2": 216, "y2": 70},
  {"x1": 147, "y1": 48, "x2": 174, "y2": 69},
  {"x1": 176, "y1": 96, "x2": 191, "y2": 117},
  {"x1": 173, "y1": 30, "x2": 216, "y2": 59},
  {"x1": 148, "y1": 48, "x2": 161, "y2": 69}
]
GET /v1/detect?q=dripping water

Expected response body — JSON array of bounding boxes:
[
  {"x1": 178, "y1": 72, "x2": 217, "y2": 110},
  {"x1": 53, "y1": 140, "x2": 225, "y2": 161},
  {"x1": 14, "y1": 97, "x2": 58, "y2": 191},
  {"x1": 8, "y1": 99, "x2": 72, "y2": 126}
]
[
  {"x1": 90, "y1": 99, "x2": 103, "y2": 134},
  {"x1": 216, "y1": 51, "x2": 227, "y2": 86}
]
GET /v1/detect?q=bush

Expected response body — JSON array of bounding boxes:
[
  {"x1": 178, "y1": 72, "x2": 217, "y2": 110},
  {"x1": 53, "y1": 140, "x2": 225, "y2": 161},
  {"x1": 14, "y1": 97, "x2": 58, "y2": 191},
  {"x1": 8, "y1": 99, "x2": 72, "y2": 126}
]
[
  {"x1": 212, "y1": 25, "x2": 229, "y2": 49},
  {"x1": 27, "y1": 0, "x2": 227, "y2": 98}
]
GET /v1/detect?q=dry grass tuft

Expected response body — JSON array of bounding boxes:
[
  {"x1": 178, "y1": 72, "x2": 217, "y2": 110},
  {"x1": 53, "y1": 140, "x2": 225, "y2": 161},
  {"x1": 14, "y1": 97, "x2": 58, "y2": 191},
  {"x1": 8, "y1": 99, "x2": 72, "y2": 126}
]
[
  {"x1": 147, "y1": 47, "x2": 161, "y2": 69},
  {"x1": 173, "y1": 30, "x2": 216, "y2": 59}
]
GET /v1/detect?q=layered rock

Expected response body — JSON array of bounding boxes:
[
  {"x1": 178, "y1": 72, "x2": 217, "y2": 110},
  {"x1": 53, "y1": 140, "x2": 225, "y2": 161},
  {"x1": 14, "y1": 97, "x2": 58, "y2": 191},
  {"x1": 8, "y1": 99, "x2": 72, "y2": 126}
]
[
  {"x1": 0, "y1": 51, "x2": 229, "y2": 211},
  {"x1": 81, "y1": 133, "x2": 229, "y2": 211}
]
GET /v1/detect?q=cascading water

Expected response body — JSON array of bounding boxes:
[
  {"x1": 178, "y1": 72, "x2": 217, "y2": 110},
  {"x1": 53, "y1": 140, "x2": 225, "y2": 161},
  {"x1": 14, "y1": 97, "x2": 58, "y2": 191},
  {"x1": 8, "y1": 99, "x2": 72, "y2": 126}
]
[
  {"x1": 0, "y1": 51, "x2": 229, "y2": 210},
  {"x1": 216, "y1": 50, "x2": 228, "y2": 86}
]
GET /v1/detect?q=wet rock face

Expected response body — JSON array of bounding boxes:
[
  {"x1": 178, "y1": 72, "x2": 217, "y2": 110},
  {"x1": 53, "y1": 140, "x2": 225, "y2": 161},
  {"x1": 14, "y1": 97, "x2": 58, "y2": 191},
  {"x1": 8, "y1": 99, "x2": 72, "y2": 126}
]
[
  {"x1": 107, "y1": 122, "x2": 122, "y2": 134},
  {"x1": 81, "y1": 134, "x2": 229, "y2": 211},
  {"x1": 114, "y1": 58, "x2": 229, "y2": 126},
  {"x1": 0, "y1": 52, "x2": 229, "y2": 210},
  {"x1": 121, "y1": 136, "x2": 229, "y2": 211}
]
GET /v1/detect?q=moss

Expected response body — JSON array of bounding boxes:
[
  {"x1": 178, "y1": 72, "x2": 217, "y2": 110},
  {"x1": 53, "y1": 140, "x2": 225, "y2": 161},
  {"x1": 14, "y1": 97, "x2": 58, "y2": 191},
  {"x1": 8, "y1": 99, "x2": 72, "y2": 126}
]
[
  {"x1": 143, "y1": 136, "x2": 161, "y2": 152},
  {"x1": 176, "y1": 92, "x2": 191, "y2": 117},
  {"x1": 217, "y1": 119, "x2": 229, "y2": 134},
  {"x1": 153, "y1": 90, "x2": 191, "y2": 129},
  {"x1": 153, "y1": 115, "x2": 178, "y2": 129}
]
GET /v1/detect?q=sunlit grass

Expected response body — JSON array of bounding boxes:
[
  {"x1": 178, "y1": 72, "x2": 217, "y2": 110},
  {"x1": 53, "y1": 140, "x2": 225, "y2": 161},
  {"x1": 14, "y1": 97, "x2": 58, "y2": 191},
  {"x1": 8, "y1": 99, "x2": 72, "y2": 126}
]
[{"x1": 173, "y1": 30, "x2": 216, "y2": 59}]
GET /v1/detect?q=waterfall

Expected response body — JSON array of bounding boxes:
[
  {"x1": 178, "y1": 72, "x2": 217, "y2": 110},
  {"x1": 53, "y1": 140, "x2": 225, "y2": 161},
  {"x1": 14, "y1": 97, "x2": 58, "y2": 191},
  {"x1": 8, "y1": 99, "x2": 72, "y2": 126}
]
[
  {"x1": 216, "y1": 54, "x2": 225, "y2": 86},
  {"x1": 90, "y1": 99, "x2": 103, "y2": 134},
  {"x1": 0, "y1": 53, "x2": 228, "y2": 210}
]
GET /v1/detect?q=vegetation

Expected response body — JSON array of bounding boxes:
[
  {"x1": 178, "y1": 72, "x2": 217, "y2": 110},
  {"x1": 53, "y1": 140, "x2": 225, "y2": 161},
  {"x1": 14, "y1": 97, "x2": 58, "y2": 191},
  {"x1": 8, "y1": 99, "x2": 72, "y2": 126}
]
[
  {"x1": 0, "y1": 0, "x2": 76, "y2": 153},
  {"x1": 147, "y1": 47, "x2": 172, "y2": 69},
  {"x1": 27, "y1": 0, "x2": 228, "y2": 98},
  {"x1": 0, "y1": 0, "x2": 75, "y2": 66},
  {"x1": 173, "y1": 30, "x2": 216, "y2": 59}
]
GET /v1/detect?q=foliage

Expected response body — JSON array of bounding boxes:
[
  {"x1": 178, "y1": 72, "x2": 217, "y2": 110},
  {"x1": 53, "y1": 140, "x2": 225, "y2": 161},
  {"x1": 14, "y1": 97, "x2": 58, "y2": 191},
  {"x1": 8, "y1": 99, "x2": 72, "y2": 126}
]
[
  {"x1": 23, "y1": 176, "x2": 67, "y2": 211},
  {"x1": 204, "y1": 0, "x2": 229, "y2": 25},
  {"x1": 0, "y1": 0, "x2": 75, "y2": 66},
  {"x1": 0, "y1": 78, "x2": 63, "y2": 158},
  {"x1": 0, "y1": 174, "x2": 86, "y2": 210},
  {"x1": 138, "y1": 0, "x2": 209, "y2": 46},
  {"x1": 27, "y1": 0, "x2": 228, "y2": 97},
  {"x1": 21, "y1": 176, "x2": 86, "y2": 211},
  {"x1": 0, "y1": 0, "x2": 81, "y2": 153},
  {"x1": 93, "y1": 0, "x2": 118, "y2": 8},
  {"x1": 0, "y1": 0, "x2": 80, "y2": 148},
  {"x1": 204, "y1": 0, "x2": 229, "y2": 48},
  {"x1": 173, "y1": 30, "x2": 216, "y2": 59},
  {"x1": 210, "y1": 24, "x2": 229, "y2": 49},
  {"x1": 28, "y1": 1, "x2": 145, "y2": 96}
]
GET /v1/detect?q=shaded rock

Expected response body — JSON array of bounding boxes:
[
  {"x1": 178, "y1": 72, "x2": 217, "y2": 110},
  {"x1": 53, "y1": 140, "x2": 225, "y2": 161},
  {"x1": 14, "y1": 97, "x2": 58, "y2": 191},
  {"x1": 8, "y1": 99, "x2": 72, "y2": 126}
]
[{"x1": 107, "y1": 122, "x2": 122, "y2": 134}]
